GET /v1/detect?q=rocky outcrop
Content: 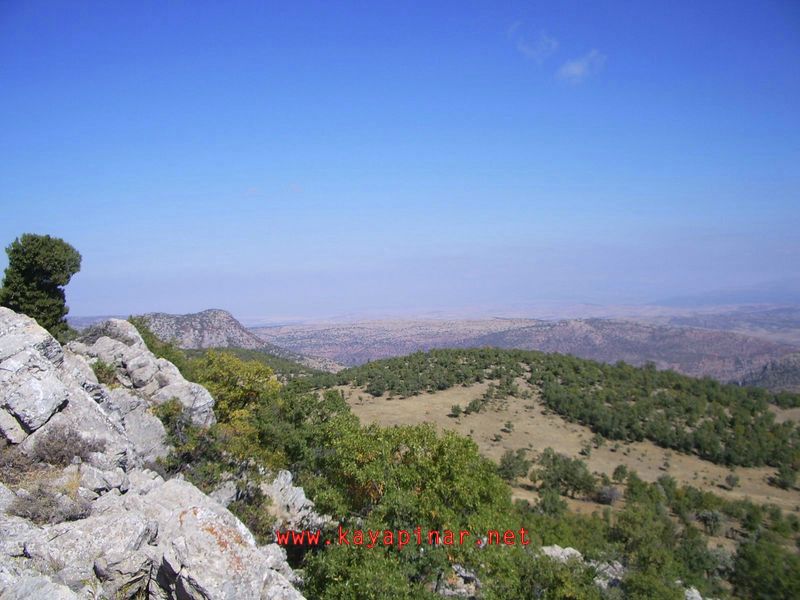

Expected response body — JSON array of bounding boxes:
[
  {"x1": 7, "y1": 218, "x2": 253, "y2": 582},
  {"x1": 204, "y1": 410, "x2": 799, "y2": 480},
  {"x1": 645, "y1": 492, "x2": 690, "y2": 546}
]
[
  {"x1": 261, "y1": 470, "x2": 330, "y2": 531},
  {"x1": 141, "y1": 309, "x2": 270, "y2": 351},
  {"x1": 0, "y1": 308, "x2": 305, "y2": 599},
  {"x1": 540, "y1": 544, "x2": 704, "y2": 599},
  {"x1": 140, "y1": 309, "x2": 344, "y2": 373},
  {"x1": 68, "y1": 318, "x2": 215, "y2": 427},
  {"x1": 0, "y1": 310, "x2": 70, "y2": 441}
]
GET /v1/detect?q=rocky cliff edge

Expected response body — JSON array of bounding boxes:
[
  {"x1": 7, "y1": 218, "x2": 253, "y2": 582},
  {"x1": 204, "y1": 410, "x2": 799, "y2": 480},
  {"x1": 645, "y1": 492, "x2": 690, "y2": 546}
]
[{"x1": 0, "y1": 307, "x2": 306, "y2": 600}]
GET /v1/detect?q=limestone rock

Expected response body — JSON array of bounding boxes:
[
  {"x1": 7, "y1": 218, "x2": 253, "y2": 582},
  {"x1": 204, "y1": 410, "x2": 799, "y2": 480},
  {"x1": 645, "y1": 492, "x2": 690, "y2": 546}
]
[
  {"x1": 0, "y1": 482, "x2": 15, "y2": 513},
  {"x1": 151, "y1": 382, "x2": 215, "y2": 428},
  {"x1": 71, "y1": 319, "x2": 216, "y2": 427},
  {"x1": 100, "y1": 388, "x2": 170, "y2": 463},
  {"x1": 0, "y1": 309, "x2": 304, "y2": 599},
  {"x1": 439, "y1": 564, "x2": 480, "y2": 598},
  {"x1": 54, "y1": 463, "x2": 130, "y2": 496},
  {"x1": 0, "y1": 409, "x2": 26, "y2": 445},
  {"x1": 92, "y1": 476, "x2": 304, "y2": 600},
  {"x1": 540, "y1": 545, "x2": 584, "y2": 563},
  {"x1": 0, "y1": 308, "x2": 69, "y2": 436},
  {"x1": 20, "y1": 382, "x2": 137, "y2": 472},
  {"x1": 262, "y1": 470, "x2": 329, "y2": 530},
  {"x1": 0, "y1": 565, "x2": 79, "y2": 600},
  {"x1": 210, "y1": 480, "x2": 239, "y2": 507}
]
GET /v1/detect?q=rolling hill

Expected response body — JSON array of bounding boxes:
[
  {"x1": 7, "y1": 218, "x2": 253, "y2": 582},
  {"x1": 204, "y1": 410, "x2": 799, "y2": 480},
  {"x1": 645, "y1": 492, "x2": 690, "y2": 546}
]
[{"x1": 251, "y1": 317, "x2": 797, "y2": 383}]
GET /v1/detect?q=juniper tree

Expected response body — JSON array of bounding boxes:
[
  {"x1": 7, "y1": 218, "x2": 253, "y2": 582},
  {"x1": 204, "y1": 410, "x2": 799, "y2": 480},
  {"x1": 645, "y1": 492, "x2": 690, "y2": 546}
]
[{"x1": 0, "y1": 234, "x2": 81, "y2": 339}]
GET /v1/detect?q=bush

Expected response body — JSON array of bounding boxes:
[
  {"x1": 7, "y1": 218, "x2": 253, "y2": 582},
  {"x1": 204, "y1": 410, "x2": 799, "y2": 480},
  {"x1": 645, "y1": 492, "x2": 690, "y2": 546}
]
[
  {"x1": 772, "y1": 465, "x2": 797, "y2": 490},
  {"x1": 531, "y1": 448, "x2": 596, "y2": 498},
  {"x1": 449, "y1": 404, "x2": 462, "y2": 418},
  {"x1": 498, "y1": 449, "x2": 531, "y2": 482},
  {"x1": 91, "y1": 359, "x2": 118, "y2": 386},
  {"x1": 612, "y1": 464, "x2": 628, "y2": 483},
  {"x1": 732, "y1": 537, "x2": 800, "y2": 598},
  {"x1": 32, "y1": 426, "x2": 107, "y2": 466},
  {"x1": 0, "y1": 439, "x2": 38, "y2": 485},
  {"x1": 9, "y1": 481, "x2": 90, "y2": 524},
  {"x1": 596, "y1": 485, "x2": 622, "y2": 505},
  {"x1": 228, "y1": 487, "x2": 276, "y2": 545}
]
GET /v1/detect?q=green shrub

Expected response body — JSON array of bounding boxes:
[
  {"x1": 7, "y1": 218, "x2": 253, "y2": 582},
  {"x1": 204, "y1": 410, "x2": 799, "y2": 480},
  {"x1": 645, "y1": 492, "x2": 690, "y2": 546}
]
[
  {"x1": 91, "y1": 359, "x2": 118, "y2": 386},
  {"x1": 497, "y1": 449, "x2": 531, "y2": 482}
]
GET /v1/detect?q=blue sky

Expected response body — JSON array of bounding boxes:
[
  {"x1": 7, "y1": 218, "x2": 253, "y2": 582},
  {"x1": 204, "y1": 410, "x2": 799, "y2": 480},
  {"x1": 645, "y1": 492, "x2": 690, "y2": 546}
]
[{"x1": 1, "y1": 1, "x2": 799, "y2": 320}]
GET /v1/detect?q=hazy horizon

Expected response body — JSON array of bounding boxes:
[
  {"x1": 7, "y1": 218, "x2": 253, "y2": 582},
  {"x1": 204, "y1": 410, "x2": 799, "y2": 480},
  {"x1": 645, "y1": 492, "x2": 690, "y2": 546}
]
[{"x1": 3, "y1": 2, "x2": 799, "y2": 320}]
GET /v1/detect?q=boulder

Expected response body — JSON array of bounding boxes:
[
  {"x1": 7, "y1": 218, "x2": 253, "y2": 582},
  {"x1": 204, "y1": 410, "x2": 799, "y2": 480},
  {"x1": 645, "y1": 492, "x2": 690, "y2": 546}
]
[
  {"x1": 93, "y1": 476, "x2": 303, "y2": 599},
  {"x1": 262, "y1": 470, "x2": 329, "y2": 530},
  {"x1": 439, "y1": 564, "x2": 481, "y2": 598},
  {"x1": 0, "y1": 409, "x2": 27, "y2": 445},
  {"x1": 100, "y1": 388, "x2": 170, "y2": 463},
  {"x1": 55, "y1": 463, "x2": 130, "y2": 496},
  {"x1": 0, "y1": 482, "x2": 15, "y2": 513},
  {"x1": 0, "y1": 308, "x2": 69, "y2": 437},
  {"x1": 0, "y1": 310, "x2": 304, "y2": 598},
  {"x1": 23, "y1": 508, "x2": 158, "y2": 592},
  {"x1": 20, "y1": 381, "x2": 137, "y2": 472},
  {"x1": 0, "y1": 565, "x2": 79, "y2": 600},
  {"x1": 151, "y1": 382, "x2": 216, "y2": 428},
  {"x1": 210, "y1": 480, "x2": 239, "y2": 507},
  {"x1": 540, "y1": 545, "x2": 584, "y2": 563}
]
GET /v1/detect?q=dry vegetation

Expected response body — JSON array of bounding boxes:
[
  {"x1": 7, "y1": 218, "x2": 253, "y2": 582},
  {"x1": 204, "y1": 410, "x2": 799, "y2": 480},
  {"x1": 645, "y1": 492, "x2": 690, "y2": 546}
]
[{"x1": 342, "y1": 379, "x2": 800, "y2": 514}]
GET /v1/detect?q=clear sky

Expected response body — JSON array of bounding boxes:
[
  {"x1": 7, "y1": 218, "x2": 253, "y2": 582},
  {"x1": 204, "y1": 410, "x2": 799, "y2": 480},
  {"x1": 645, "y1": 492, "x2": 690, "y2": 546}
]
[{"x1": 2, "y1": 1, "x2": 799, "y2": 321}]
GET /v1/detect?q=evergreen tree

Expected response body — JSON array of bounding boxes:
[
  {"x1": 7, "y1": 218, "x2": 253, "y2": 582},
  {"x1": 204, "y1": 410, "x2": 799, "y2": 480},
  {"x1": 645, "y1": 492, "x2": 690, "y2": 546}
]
[{"x1": 0, "y1": 234, "x2": 81, "y2": 339}]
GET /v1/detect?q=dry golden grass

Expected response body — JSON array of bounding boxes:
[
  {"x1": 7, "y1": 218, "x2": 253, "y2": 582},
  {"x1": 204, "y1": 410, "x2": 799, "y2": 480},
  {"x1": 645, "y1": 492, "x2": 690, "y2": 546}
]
[{"x1": 342, "y1": 381, "x2": 800, "y2": 514}]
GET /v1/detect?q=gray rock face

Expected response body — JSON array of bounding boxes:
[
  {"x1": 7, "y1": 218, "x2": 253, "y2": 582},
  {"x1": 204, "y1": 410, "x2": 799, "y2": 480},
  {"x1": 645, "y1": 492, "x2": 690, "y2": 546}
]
[
  {"x1": 262, "y1": 470, "x2": 330, "y2": 531},
  {"x1": 0, "y1": 308, "x2": 69, "y2": 437},
  {"x1": 100, "y1": 388, "x2": 170, "y2": 464},
  {"x1": 210, "y1": 480, "x2": 239, "y2": 507},
  {"x1": 439, "y1": 564, "x2": 481, "y2": 598},
  {"x1": 0, "y1": 309, "x2": 305, "y2": 599},
  {"x1": 0, "y1": 565, "x2": 79, "y2": 600},
  {"x1": 151, "y1": 382, "x2": 216, "y2": 428},
  {"x1": 69, "y1": 319, "x2": 216, "y2": 427},
  {"x1": 86, "y1": 475, "x2": 303, "y2": 600},
  {"x1": 0, "y1": 483, "x2": 14, "y2": 514}
]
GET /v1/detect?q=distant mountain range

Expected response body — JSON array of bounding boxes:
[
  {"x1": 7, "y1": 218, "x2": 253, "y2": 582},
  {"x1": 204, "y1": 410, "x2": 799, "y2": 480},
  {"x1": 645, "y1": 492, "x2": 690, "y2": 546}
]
[
  {"x1": 70, "y1": 305, "x2": 800, "y2": 388},
  {"x1": 657, "y1": 305, "x2": 800, "y2": 346},
  {"x1": 741, "y1": 352, "x2": 800, "y2": 393},
  {"x1": 252, "y1": 316, "x2": 798, "y2": 384},
  {"x1": 464, "y1": 318, "x2": 797, "y2": 383}
]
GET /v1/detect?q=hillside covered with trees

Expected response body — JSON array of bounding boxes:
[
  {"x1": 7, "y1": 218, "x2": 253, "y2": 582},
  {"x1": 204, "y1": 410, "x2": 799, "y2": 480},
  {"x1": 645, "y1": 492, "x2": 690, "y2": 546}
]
[
  {"x1": 133, "y1": 323, "x2": 800, "y2": 599},
  {"x1": 308, "y1": 349, "x2": 800, "y2": 476}
]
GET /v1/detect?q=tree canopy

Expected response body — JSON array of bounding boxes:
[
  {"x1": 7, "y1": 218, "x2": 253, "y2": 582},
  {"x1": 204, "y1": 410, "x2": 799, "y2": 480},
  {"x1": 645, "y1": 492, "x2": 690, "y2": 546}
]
[{"x1": 0, "y1": 233, "x2": 81, "y2": 339}]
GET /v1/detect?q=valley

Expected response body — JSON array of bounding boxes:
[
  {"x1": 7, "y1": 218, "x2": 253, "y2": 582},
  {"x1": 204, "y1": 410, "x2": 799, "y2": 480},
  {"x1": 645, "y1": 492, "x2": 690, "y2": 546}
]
[
  {"x1": 341, "y1": 379, "x2": 800, "y2": 513},
  {"x1": 251, "y1": 312, "x2": 799, "y2": 384}
]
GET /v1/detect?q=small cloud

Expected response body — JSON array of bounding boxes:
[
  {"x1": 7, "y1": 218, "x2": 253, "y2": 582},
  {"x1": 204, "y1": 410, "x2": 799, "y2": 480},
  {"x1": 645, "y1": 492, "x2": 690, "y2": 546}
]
[
  {"x1": 508, "y1": 23, "x2": 558, "y2": 64},
  {"x1": 557, "y1": 49, "x2": 606, "y2": 83}
]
